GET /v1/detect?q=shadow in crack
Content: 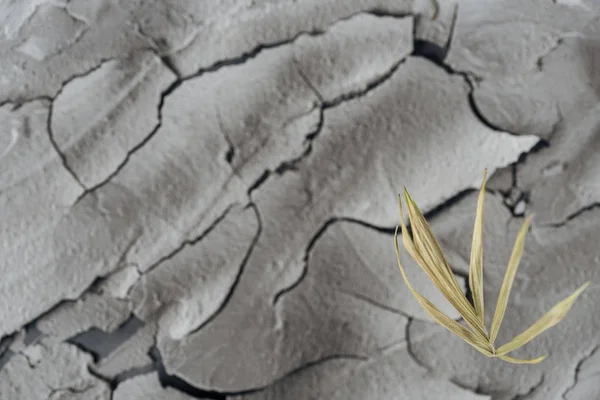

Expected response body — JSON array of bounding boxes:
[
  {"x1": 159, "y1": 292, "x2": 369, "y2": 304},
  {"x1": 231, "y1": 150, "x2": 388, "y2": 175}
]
[
  {"x1": 149, "y1": 346, "x2": 226, "y2": 400},
  {"x1": 67, "y1": 315, "x2": 144, "y2": 362}
]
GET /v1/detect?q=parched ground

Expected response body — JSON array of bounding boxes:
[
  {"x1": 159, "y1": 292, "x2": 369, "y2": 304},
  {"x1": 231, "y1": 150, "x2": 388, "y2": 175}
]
[{"x1": 1, "y1": 0, "x2": 600, "y2": 399}]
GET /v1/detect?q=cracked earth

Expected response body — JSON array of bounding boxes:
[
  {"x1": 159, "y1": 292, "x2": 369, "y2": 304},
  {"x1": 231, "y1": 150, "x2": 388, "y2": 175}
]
[{"x1": 1, "y1": 0, "x2": 600, "y2": 399}]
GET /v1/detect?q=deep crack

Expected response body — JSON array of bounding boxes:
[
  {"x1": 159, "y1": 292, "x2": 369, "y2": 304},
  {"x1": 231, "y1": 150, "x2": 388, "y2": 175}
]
[
  {"x1": 272, "y1": 216, "x2": 337, "y2": 305},
  {"x1": 149, "y1": 346, "x2": 226, "y2": 399},
  {"x1": 142, "y1": 204, "x2": 237, "y2": 275},
  {"x1": 149, "y1": 345, "x2": 367, "y2": 399},
  {"x1": 273, "y1": 188, "x2": 477, "y2": 306},
  {"x1": 251, "y1": 39, "x2": 412, "y2": 196},
  {"x1": 67, "y1": 315, "x2": 145, "y2": 363},
  {"x1": 561, "y1": 345, "x2": 600, "y2": 400},
  {"x1": 46, "y1": 98, "x2": 87, "y2": 190},
  {"x1": 509, "y1": 374, "x2": 545, "y2": 400},
  {"x1": 337, "y1": 288, "x2": 415, "y2": 320},
  {"x1": 72, "y1": 71, "x2": 185, "y2": 205},
  {"x1": 549, "y1": 203, "x2": 600, "y2": 228},
  {"x1": 405, "y1": 317, "x2": 429, "y2": 370},
  {"x1": 183, "y1": 203, "x2": 262, "y2": 338},
  {"x1": 40, "y1": 58, "x2": 118, "y2": 190}
]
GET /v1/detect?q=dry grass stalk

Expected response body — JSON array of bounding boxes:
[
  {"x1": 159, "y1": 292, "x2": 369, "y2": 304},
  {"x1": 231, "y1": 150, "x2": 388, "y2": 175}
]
[{"x1": 393, "y1": 170, "x2": 590, "y2": 363}]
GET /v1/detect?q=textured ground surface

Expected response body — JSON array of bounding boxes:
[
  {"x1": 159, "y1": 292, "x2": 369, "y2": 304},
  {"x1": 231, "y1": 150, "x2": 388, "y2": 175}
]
[{"x1": 1, "y1": 0, "x2": 600, "y2": 399}]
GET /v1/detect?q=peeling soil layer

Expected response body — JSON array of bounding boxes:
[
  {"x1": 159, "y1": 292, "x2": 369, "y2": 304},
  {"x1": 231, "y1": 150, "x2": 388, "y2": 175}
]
[{"x1": 1, "y1": 1, "x2": 599, "y2": 399}]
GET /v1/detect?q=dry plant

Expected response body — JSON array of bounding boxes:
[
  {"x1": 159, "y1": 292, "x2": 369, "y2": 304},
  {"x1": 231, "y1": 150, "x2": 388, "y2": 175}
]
[{"x1": 394, "y1": 170, "x2": 590, "y2": 364}]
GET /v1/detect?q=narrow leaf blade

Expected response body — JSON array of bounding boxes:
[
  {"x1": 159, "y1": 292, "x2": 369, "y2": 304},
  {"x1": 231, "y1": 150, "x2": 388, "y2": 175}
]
[
  {"x1": 498, "y1": 354, "x2": 547, "y2": 364},
  {"x1": 489, "y1": 215, "x2": 533, "y2": 344},
  {"x1": 394, "y1": 227, "x2": 494, "y2": 356},
  {"x1": 469, "y1": 169, "x2": 487, "y2": 323},
  {"x1": 497, "y1": 282, "x2": 590, "y2": 356},
  {"x1": 403, "y1": 189, "x2": 488, "y2": 339}
]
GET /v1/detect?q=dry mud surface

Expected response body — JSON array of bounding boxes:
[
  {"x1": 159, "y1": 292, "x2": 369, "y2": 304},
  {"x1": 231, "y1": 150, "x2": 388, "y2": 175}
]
[{"x1": 1, "y1": 0, "x2": 600, "y2": 399}]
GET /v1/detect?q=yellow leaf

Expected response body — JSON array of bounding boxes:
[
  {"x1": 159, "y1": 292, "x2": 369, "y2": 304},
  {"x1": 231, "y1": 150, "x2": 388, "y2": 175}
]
[
  {"x1": 469, "y1": 169, "x2": 487, "y2": 324},
  {"x1": 394, "y1": 227, "x2": 494, "y2": 356},
  {"x1": 497, "y1": 282, "x2": 590, "y2": 356},
  {"x1": 394, "y1": 170, "x2": 590, "y2": 364},
  {"x1": 402, "y1": 191, "x2": 488, "y2": 339},
  {"x1": 489, "y1": 215, "x2": 533, "y2": 344},
  {"x1": 498, "y1": 354, "x2": 547, "y2": 364}
]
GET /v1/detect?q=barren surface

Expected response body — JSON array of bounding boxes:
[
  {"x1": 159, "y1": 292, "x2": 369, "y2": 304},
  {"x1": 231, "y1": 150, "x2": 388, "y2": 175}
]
[{"x1": 1, "y1": 0, "x2": 599, "y2": 399}]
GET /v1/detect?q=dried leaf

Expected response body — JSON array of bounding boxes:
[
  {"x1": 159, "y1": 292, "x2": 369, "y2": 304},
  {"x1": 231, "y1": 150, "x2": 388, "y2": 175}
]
[
  {"x1": 394, "y1": 171, "x2": 590, "y2": 363},
  {"x1": 498, "y1": 354, "x2": 547, "y2": 364},
  {"x1": 394, "y1": 227, "x2": 493, "y2": 356},
  {"x1": 496, "y1": 282, "x2": 590, "y2": 356},
  {"x1": 469, "y1": 169, "x2": 487, "y2": 325},
  {"x1": 403, "y1": 190, "x2": 487, "y2": 338},
  {"x1": 489, "y1": 215, "x2": 533, "y2": 344}
]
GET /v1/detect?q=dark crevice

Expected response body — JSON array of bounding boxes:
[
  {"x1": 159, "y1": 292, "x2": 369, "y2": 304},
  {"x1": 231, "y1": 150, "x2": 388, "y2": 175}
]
[
  {"x1": 516, "y1": 139, "x2": 551, "y2": 167},
  {"x1": 405, "y1": 317, "x2": 429, "y2": 370},
  {"x1": 265, "y1": 353, "x2": 369, "y2": 387},
  {"x1": 336, "y1": 217, "x2": 397, "y2": 235},
  {"x1": 41, "y1": 58, "x2": 117, "y2": 190},
  {"x1": 23, "y1": 322, "x2": 44, "y2": 346},
  {"x1": 71, "y1": 30, "x2": 331, "y2": 205},
  {"x1": 511, "y1": 163, "x2": 518, "y2": 188},
  {"x1": 273, "y1": 106, "x2": 324, "y2": 176},
  {"x1": 411, "y1": 33, "x2": 531, "y2": 138},
  {"x1": 143, "y1": 204, "x2": 236, "y2": 274},
  {"x1": 361, "y1": 9, "x2": 413, "y2": 19},
  {"x1": 225, "y1": 146, "x2": 235, "y2": 164},
  {"x1": 67, "y1": 315, "x2": 145, "y2": 362},
  {"x1": 272, "y1": 216, "x2": 337, "y2": 305},
  {"x1": 88, "y1": 364, "x2": 118, "y2": 392},
  {"x1": 0, "y1": 350, "x2": 12, "y2": 370},
  {"x1": 67, "y1": 340, "x2": 100, "y2": 364},
  {"x1": 249, "y1": 105, "x2": 324, "y2": 196},
  {"x1": 294, "y1": 60, "x2": 325, "y2": 104},
  {"x1": 52, "y1": 58, "x2": 116, "y2": 99},
  {"x1": 561, "y1": 345, "x2": 599, "y2": 400},
  {"x1": 413, "y1": 40, "x2": 447, "y2": 63},
  {"x1": 274, "y1": 187, "x2": 476, "y2": 305},
  {"x1": 247, "y1": 171, "x2": 271, "y2": 195},
  {"x1": 24, "y1": 265, "x2": 139, "y2": 345},
  {"x1": 112, "y1": 363, "x2": 157, "y2": 386},
  {"x1": 178, "y1": 9, "x2": 411, "y2": 77},
  {"x1": 0, "y1": 323, "x2": 43, "y2": 369},
  {"x1": 149, "y1": 346, "x2": 226, "y2": 399},
  {"x1": 184, "y1": 203, "x2": 262, "y2": 337},
  {"x1": 549, "y1": 203, "x2": 600, "y2": 228},
  {"x1": 47, "y1": 98, "x2": 87, "y2": 190},
  {"x1": 509, "y1": 374, "x2": 545, "y2": 400},
  {"x1": 494, "y1": 139, "x2": 550, "y2": 217},
  {"x1": 413, "y1": 37, "x2": 563, "y2": 225},
  {"x1": 418, "y1": 187, "x2": 475, "y2": 221},
  {"x1": 322, "y1": 58, "x2": 409, "y2": 109},
  {"x1": 173, "y1": 10, "x2": 405, "y2": 81},
  {"x1": 252, "y1": 29, "x2": 413, "y2": 196},
  {"x1": 150, "y1": 345, "x2": 367, "y2": 399},
  {"x1": 258, "y1": 35, "x2": 417, "y2": 189},
  {"x1": 62, "y1": 11, "x2": 413, "y2": 204},
  {"x1": 214, "y1": 106, "x2": 236, "y2": 165},
  {"x1": 450, "y1": 379, "x2": 494, "y2": 398},
  {"x1": 338, "y1": 289, "x2": 414, "y2": 319},
  {"x1": 536, "y1": 37, "x2": 564, "y2": 72},
  {"x1": 451, "y1": 268, "x2": 474, "y2": 306},
  {"x1": 160, "y1": 55, "x2": 182, "y2": 78},
  {"x1": 19, "y1": 11, "x2": 412, "y2": 204},
  {"x1": 411, "y1": 2, "x2": 456, "y2": 73},
  {"x1": 72, "y1": 77, "x2": 184, "y2": 205}
]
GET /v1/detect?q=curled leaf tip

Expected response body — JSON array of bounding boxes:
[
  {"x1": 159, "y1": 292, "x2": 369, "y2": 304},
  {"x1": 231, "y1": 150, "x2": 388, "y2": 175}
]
[{"x1": 393, "y1": 170, "x2": 590, "y2": 363}]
